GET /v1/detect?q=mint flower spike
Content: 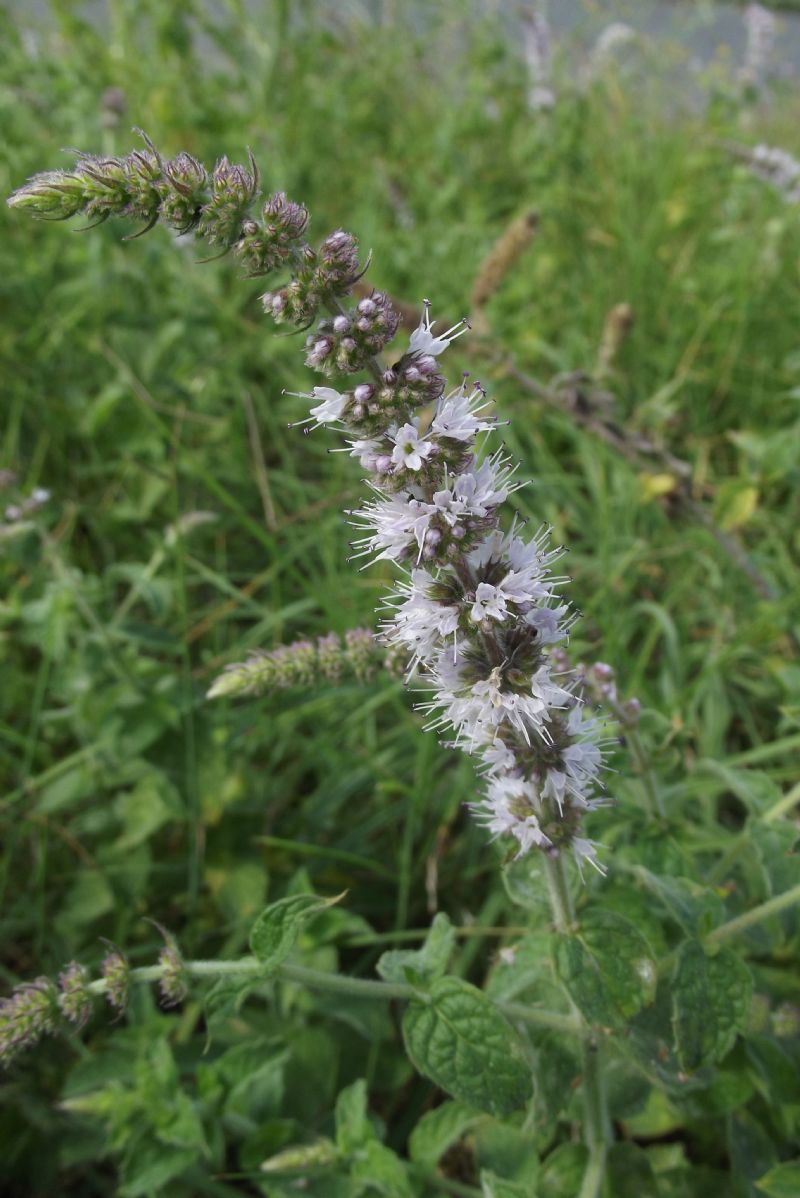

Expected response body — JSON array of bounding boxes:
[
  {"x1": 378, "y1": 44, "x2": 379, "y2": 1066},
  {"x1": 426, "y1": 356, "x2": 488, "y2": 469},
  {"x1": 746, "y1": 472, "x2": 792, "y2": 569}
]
[{"x1": 8, "y1": 136, "x2": 612, "y2": 875}]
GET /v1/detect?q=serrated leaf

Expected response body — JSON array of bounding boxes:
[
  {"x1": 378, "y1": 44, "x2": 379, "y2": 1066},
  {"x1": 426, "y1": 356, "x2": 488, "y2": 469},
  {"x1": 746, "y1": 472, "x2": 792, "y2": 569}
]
[
  {"x1": 408, "y1": 1100, "x2": 482, "y2": 1168},
  {"x1": 377, "y1": 912, "x2": 455, "y2": 985},
  {"x1": 249, "y1": 892, "x2": 344, "y2": 968},
  {"x1": 756, "y1": 1161, "x2": 800, "y2": 1197},
  {"x1": 553, "y1": 911, "x2": 656, "y2": 1028},
  {"x1": 402, "y1": 977, "x2": 533, "y2": 1116},
  {"x1": 671, "y1": 940, "x2": 753, "y2": 1071}
]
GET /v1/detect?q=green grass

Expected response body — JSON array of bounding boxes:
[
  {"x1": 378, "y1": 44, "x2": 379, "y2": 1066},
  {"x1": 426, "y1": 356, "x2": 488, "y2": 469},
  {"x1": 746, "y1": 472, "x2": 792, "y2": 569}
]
[{"x1": 0, "y1": 2, "x2": 798, "y2": 1195}]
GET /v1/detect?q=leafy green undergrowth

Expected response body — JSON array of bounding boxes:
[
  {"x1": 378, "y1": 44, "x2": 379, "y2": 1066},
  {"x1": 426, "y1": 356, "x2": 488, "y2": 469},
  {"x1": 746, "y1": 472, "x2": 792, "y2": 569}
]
[{"x1": 0, "y1": 2, "x2": 798, "y2": 1195}]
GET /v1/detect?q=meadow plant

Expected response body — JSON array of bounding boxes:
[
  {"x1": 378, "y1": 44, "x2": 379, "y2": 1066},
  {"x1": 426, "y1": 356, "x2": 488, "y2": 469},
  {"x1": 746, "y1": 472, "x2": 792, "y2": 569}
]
[{"x1": 5, "y1": 130, "x2": 800, "y2": 1198}]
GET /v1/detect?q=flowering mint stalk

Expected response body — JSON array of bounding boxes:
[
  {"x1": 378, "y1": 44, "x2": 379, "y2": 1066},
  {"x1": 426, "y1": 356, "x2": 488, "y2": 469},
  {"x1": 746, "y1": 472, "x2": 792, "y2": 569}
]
[
  {"x1": 9, "y1": 133, "x2": 609, "y2": 876},
  {"x1": 207, "y1": 628, "x2": 391, "y2": 699}
]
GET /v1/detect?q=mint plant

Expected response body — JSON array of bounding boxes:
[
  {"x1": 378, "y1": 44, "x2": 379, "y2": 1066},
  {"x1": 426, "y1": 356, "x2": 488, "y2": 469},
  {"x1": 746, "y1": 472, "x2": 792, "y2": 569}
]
[{"x1": 5, "y1": 134, "x2": 800, "y2": 1198}]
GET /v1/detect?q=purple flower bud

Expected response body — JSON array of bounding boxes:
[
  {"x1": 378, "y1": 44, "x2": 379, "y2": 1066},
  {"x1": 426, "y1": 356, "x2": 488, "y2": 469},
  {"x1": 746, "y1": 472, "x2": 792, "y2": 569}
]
[
  {"x1": 158, "y1": 937, "x2": 187, "y2": 1008},
  {"x1": 101, "y1": 949, "x2": 130, "y2": 1014},
  {"x1": 58, "y1": 963, "x2": 92, "y2": 1030},
  {"x1": 0, "y1": 977, "x2": 58, "y2": 1065},
  {"x1": 354, "y1": 384, "x2": 374, "y2": 404}
]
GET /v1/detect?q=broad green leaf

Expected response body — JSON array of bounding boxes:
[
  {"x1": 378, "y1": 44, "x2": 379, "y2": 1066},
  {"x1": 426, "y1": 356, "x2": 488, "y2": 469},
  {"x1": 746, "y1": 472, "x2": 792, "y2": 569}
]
[
  {"x1": 474, "y1": 1120, "x2": 540, "y2": 1187},
  {"x1": 402, "y1": 976, "x2": 533, "y2": 1116},
  {"x1": 119, "y1": 1143, "x2": 197, "y2": 1197},
  {"x1": 486, "y1": 932, "x2": 563, "y2": 1008},
  {"x1": 501, "y1": 857, "x2": 550, "y2": 912},
  {"x1": 602, "y1": 1144, "x2": 658, "y2": 1198},
  {"x1": 633, "y1": 868, "x2": 724, "y2": 937},
  {"x1": 539, "y1": 1143, "x2": 588, "y2": 1198},
  {"x1": 335, "y1": 1079, "x2": 373, "y2": 1155},
  {"x1": 480, "y1": 1172, "x2": 531, "y2": 1198},
  {"x1": 203, "y1": 975, "x2": 256, "y2": 1044},
  {"x1": 249, "y1": 892, "x2": 344, "y2": 968},
  {"x1": 756, "y1": 1161, "x2": 800, "y2": 1198},
  {"x1": 408, "y1": 1100, "x2": 482, "y2": 1168},
  {"x1": 553, "y1": 911, "x2": 656, "y2": 1028},
  {"x1": 671, "y1": 940, "x2": 753, "y2": 1070},
  {"x1": 351, "y1": 1141, "x2": 414, "y2": 1197},
  {"x1": 377, "y1": 912, "x2": 455, "y2": 985}
]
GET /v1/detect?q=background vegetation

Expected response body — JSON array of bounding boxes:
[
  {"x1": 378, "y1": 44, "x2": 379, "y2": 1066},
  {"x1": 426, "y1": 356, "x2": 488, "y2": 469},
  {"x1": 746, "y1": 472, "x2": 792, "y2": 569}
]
[{"x1": 0, "y1": 2, "x2": 798, "y2": 1195}]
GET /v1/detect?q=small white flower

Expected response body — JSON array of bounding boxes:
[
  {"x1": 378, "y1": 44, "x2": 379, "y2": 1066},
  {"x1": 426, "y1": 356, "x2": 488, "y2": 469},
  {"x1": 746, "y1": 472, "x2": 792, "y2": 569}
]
[
  {"x1": 308, "y1": 386, "x2": 348, "y2": 426},
  {"x1": 431, "y1": 383, "x2": 494, "y2": 441},
  {"x1": 409, "y1": 301, "x2": 470, "y2": 358},
  {"x1": 348, "y1": 438, "x2": 382, "y2": 469},
  {"x1": 391, "y1": 423, "x2": 433, "y2": 472},
  {"x1": 470, "y1": 582, "x2": 508, "y2": 623}
]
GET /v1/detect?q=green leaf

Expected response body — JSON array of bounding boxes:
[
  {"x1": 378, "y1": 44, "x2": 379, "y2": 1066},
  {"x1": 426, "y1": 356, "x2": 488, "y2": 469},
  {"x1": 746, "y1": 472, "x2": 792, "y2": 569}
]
[
  {"x1": 553, "y1": 911, "x2": 656, "y2": 1028},
  {"x1": 539, "y1": 1143, "x2": 589, "y2": 1198},
  {"x1": 408, "y1": 1100, "x2": 482, "y2": 1168},
  {"x1": 119, "y1": 1142, "x2": 197, "y2": 1196},
  {"x1": 756, "y1": 1161, "x2": 800, "y2": 1197},
  {"x1": 714, "y1": 479, "x2": 759, "y2": 531},
  {"x1": 480, "y1": 1172, "x2": 531, "y2": 1198},
  {"x1": 249, "y1": 892, "x2": 344, "y2": 968},
  {"x1": 402, "y1": 976, "x2": 533, "y2": 1116},
  {"x1": 474, "y1": 1120, "x2": 540, "y2": 1186},
  {"x1": 633, "y1": 868, "x2": 724, "y2": 937},
  {"x1": 671, "y1": 940, "x2": 753, "y2": 1070},
  {"x1": 335, "y1": 1079, "x2": 374, "y2": 1155},
  {"x1": 377, "y1": 912, "x2": 455, "y2": 985},
  {"x1": 602, "y1": 1144, "x2": 658, "y2": 1198},
  {"x1": 351, "y1": 1141, "x2": 414, "y2": 1197}
]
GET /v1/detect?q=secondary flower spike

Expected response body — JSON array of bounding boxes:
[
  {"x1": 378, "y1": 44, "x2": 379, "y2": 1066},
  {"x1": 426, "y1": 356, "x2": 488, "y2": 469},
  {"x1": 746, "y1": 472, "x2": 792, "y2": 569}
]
[{"x1": 8, "y1": 134, "x2": 608, "y2": 872}]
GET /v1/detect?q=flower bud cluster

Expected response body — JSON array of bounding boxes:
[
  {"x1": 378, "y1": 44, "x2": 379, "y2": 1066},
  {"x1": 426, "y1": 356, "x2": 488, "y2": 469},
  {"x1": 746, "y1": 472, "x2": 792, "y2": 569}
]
[
  {"x1": 101, "y1": 947, "x2": 130, "y2": 1013},
  {"x1": 197, "y1": 153, "x2": 260, "y2": 248},
  {"x1": 158, "y1": 936, "x2": 187, "y2": 1008},
  {"x1": 304, "y1": 292, "x2": 400, "y2": 375},
  {"x1": 58, "y1": 963, "x2": 92, "y2": 1029},
  {"x1": 1, "y1": 930, "x2": 192, "y2": 1065},
  {"x1": 0, "y1": 978, "x2": 58, "y2": 1065},
  {"x1": 207, "y1": 628, "x2": 385, "y2": 699}
]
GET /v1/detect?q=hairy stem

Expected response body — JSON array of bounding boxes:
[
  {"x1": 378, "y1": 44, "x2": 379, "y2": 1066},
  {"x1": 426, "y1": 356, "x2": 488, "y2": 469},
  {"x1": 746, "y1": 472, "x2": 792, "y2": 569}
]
[
  {"x1": 84, "y1": 955, "x2": 583, "y2": 1034},
  {"x1": 543, "y1": 855, "x2": 611, "y2": 1195}
]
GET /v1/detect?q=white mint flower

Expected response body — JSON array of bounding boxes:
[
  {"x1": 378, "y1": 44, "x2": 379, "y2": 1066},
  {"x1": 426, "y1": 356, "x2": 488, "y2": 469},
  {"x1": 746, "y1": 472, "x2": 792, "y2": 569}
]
[
  {"x1": 431, "y1": 382, "x2": 494, "y2": 441},
  {"x1": 471, "y1": 582, "x2": 508, "y2": 623},
  {"x1": 347, "y1": 438, "x2": 383, "y2": 470},
  {"x1": 409, "y1": 301, "x2": 470, "y2": 358},
  {"x1": 308, "y1": 387, "x2": 348, "y2": 426},
  {"x1": 351, "y1": 490, "x2": 433, "y2": 564},
  {"x1": 391, "y1": 423, "x2": 433, "y2": 471}
]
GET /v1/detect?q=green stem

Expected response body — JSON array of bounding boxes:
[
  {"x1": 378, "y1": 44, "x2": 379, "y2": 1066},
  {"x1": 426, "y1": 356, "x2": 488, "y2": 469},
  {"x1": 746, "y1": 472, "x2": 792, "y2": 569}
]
[
  {"x1": 84, "y1": 955, "x2": 583, "y2": 1034},
  {"x1": 763, "y1": 779, "x2": 800, "y2": 823},
  {"x1": 607, "y1": 700, "x2": 665, "y2": 820},
  {"x1": 542, "y1": 855, "x2": 611, "y2": 1196},
  {"x1": 705, "y1": 882, "x2": 800, "y2": 946},
  {"x1": 543, "y1": 853, "x2": 575, "y2": 932},
  {"x1": 577, "y1": 1144, "x2": 608, "y2": 1198}
]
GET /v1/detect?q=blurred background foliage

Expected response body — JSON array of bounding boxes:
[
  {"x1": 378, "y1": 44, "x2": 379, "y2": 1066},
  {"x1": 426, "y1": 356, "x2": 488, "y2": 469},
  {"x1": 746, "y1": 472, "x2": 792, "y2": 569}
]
[{"x1": 0, "y1": 1, "x2": 798, "y2": 1194}]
